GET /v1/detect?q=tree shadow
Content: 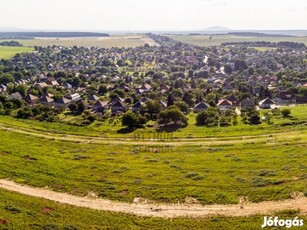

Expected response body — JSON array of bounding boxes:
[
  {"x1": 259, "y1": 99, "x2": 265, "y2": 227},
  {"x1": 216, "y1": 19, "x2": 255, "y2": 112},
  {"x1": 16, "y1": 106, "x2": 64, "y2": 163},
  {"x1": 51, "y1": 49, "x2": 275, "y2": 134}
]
[{"x1": 117, "y1": 128, "x2": 135, "y2": 134}]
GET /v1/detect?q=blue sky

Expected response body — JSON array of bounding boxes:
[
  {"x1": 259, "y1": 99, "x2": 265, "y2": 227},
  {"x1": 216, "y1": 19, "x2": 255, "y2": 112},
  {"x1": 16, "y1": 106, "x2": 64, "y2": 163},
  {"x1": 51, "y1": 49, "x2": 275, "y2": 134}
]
[{"x1": 0, "y1": 0, "x2": 306, "y2": 31}]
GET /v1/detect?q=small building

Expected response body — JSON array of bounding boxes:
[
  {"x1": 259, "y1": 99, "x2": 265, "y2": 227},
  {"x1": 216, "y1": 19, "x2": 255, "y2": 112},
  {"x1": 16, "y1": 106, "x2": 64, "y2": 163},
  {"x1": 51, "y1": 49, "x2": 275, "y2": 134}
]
[
  {"x1": 44, "y1": 93, "x2": 54, "y2": 98},
  {"x1": 24, "y1": 94, "x2": 39, "y2": 105},
  {"x1": 227, "y1": 95, "x2": 239, "y2": 106},
  {"x1": 66, "y1": 93, "x2": 82, "y2": 102},
  {"x1": 63, "y1": 83, "x2": 73, "y2": 89},
  {"x1": 259, "y1": 98, "x2": 275, "y2": 109},
  {"x1": 193, "y1": 101, "x2": 210, "y2": 113},
  {"x1": 34, "y1": 82, "x2": 48, "y2": 89},
  {"x1": 39, "y1": 96, "x2": 54, "y2": 106},
  {"x1": 0, "y1": 84, "x2": 7, "y2": 93},
  {"x1": 217, "y1": 99, "x2": 233, "y2": 110},
  {"x1": 111, "y1": 101, "x2": 127, "y2": 114},
  {"x1": 276, "y1": 91, "x2": 296, "y2": 104},
  {"x1": 54, "y1": 98, "x2": 71, "y2": 109},
  {"x1": 92, "y1": 100, "x2": 108, "y2": 113},
  {"x1": 46, "y1": 80, "x2": 59, "y2": 87},
  {"x1": 8, "y1": 92, "x2": 22, "y2": 100},
  {"x1": 132, "y1": 101, "x2": 144, "y2": 113},
  {"x1": 159, "y1": 100, "x2": 167, "y2": 110},
  {"x1": 136, "y1": 83, "x2": 152, "y2": 94},
  {"x1": 240, "y1": 98, "x2": 256, "y2": 110},
  {"x1": 88, "y1": 95, "x2": 100, "y2": 102}
]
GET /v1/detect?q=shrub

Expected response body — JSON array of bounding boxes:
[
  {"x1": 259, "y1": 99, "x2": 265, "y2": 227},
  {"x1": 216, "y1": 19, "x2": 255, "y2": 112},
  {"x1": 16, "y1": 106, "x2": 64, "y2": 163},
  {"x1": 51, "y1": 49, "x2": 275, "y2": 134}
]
[{"x1": 281, "y1": 109, "x2": 291, "y2": 118}]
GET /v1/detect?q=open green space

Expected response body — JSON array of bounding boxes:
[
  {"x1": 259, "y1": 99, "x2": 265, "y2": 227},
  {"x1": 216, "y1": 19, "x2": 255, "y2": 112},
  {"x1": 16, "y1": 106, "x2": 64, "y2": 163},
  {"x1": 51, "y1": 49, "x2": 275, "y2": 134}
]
[
  {"x1": 0, "y1": 106, "x2": 306, "y2": 205},
  {"x1": 1, "y1": 105, "x2": 306, "y2": 138},
  {"x1": 3, "y1": 189, "x2": 302, "y2": 230},
  {"x1": 167, "y1": 35, "x2": 307, "y2": 47},
  {"x1": 0, "y1": 35, "x2": 158, "y2": 48},
  {"x1": 0, "y1": 46, "x2": 34, "y2": 59}
]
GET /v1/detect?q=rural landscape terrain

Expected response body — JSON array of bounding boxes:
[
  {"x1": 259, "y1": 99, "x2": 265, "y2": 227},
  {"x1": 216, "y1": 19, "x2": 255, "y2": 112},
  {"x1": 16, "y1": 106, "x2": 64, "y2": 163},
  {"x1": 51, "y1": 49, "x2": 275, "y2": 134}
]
[{"x1": 0, "y1": 30, "x2": 306, "y2": 229}]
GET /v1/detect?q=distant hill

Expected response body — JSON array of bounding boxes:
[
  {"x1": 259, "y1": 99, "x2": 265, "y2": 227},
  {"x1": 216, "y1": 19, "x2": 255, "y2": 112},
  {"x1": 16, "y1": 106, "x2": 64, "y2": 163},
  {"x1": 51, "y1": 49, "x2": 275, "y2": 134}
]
[
  {"x1": 204, "y1": 26, "x2": 231, "y2": 31},
  {"x1": 0, "y1": 32, "x2": 109, "y2": 39},
  {"x1": 228, "y1": 32, "x2": 291, "y2": 37}
]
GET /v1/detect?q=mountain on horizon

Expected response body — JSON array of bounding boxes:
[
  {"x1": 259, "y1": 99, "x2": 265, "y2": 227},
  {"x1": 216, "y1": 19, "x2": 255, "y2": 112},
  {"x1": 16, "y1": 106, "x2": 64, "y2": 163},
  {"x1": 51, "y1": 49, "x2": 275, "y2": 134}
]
[{"x1": 203, "y1": 26, "x2": 231, "y2": 31}]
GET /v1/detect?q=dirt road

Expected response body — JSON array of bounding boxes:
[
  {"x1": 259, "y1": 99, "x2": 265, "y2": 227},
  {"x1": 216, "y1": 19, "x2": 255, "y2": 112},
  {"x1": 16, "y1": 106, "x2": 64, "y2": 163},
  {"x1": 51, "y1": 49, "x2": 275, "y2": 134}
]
[
  {"x1": 0, "y1": 123, "x2": 306, "y2": 147},
  {"x1": 0, "y1": 179, "x2": 306, "y2": 218}
]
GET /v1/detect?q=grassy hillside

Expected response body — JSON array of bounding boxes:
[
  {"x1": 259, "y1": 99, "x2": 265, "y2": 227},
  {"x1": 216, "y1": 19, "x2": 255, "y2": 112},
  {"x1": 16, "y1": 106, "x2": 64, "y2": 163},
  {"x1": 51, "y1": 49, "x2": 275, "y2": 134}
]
[
  {"x1": 0, "y1": 46, "x2": 34, "y2": 59},
  {"x1": 168, "y1": 35, "x2": 307, "y2": 47},
  {"x1": 0, "y1": 106, "x2": 306, "y2": 205},
  {"x1": 3, "y1": 189, "x2": 301, "y2": 229}
]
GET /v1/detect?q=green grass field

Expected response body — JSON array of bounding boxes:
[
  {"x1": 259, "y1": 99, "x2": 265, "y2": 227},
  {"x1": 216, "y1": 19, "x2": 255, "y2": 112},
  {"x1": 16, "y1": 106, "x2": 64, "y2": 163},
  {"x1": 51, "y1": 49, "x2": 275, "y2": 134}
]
[
  {"x1": 167, "y1": 35, "x2": 307, "y2": 47},
  {"x1": 0, "y1": 46, "x2": 34, "y2": 59},
  {"x1": 0, "y1": 35, "x2": 158, "y2": 48},
  {"x1": 0, "y1": 106, "x2": 306, "y2": 205},
  {"x1": 3, "y1": 189, "x2": 303, "y2": 230}
]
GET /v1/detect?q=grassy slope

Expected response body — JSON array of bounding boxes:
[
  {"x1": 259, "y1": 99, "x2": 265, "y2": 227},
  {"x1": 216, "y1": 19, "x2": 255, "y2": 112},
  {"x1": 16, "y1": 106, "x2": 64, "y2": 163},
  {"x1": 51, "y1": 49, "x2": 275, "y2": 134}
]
[
  {"x1": 3, "y1": 189, "x2": 302, "y2": 230},
  {"x1": 0, "y1": 46, "x2": 34, "y2": 59},
  {"x1": 0, "y1": 106, "x2": 306, "y2": 204},
  {"x1": 168, "y1": 35, "x2": 307, "y2": 47},
  {"x1": 0, "y1": 105, "x2": 306, "y2": 138}
]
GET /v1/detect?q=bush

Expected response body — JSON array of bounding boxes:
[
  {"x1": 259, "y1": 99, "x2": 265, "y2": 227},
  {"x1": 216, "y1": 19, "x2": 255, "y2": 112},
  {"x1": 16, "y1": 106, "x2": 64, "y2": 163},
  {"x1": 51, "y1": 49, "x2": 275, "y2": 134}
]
[
  {"x1": 281, "y1": 109, "x2": 291, "y2": 118},
  {"x1": 196, "y1": 108, "x2": 219, "y2": 126},
  {"x1": 122, "y1": 111, "x2": 147, "y2": 130},
  {"x1": 158, "y1": 108, "x2": 188, "y2": 127}
]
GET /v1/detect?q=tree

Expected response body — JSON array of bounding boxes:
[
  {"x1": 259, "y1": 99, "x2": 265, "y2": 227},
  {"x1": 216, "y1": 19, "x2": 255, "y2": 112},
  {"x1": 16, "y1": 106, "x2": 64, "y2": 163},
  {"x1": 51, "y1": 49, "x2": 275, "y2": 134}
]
[
  {"x1": 174, "y1": 101, "x2": 189, "y2": 114},
  {"x1": 0, "y1": 74, "x2": 14, "y2": 84},
  {"x1": 247, "y1": 67, "x2": 255, "y2": 75},
  {"x1": 281, "y1": 109, "x2": 291, "y2": 118},
  {"x1": 182, "y1": 92, "x2": 194, "y2": 107},
  {"x1": 158, "y1": 108, "x2": 188, "y2": 127},
  {"x1": 15, "y1": 84, "x2": 28, "y2": 97},
  {"x1": 224, "y1": 64, "x2": 232, "y2": 75},
  {"x1": 16, "y1": 107, "x2": 33, "y2": 119},
  {"x1": 145, "y1": 100, "x2": 161, "y2": 115},
  {"x1": 196, "y1": 108, "x2": 219, "y2": 126},
  {"x1": 0, "y1": 102, "x2": 4, "y2": 114},
  {"x1": 248, "y1": 109, "x2": 261, "y2": 125},
  {"x1": 72, "y1": 77, "x2": 81, "y2": 87},
  {"x1": 69, "y1": 102, "x2": 78, "y2": 113},
  {"x1": 122, "y1": 111, "x2": 147, "y2": 130},
  {"x1": 77, "y1": 101, "x2": 86, "y2": 114},
  {"x1": 234, "y1": 60, "x2": 248, "y2": 72},
  {"x1": 167, "y1": 94, "x2": 175, "y2": 107}
]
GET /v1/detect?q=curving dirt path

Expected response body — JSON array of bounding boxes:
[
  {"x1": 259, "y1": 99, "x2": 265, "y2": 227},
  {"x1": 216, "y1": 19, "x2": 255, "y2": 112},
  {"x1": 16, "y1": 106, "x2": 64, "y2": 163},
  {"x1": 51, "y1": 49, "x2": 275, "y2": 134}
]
[
  {"x1": 0, "y1": 179, "x2": 306, "y2": 218},
  {"x1": 0, "y1": 123, "x2": 306, "y2": 147}
]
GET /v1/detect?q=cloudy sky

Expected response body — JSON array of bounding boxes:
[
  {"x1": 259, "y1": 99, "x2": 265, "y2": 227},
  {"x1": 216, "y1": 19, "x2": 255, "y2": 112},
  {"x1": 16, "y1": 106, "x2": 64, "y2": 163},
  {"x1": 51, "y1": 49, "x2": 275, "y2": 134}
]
[{"x1": 0, "y1": 0, "x2": 306, "y2": 31}]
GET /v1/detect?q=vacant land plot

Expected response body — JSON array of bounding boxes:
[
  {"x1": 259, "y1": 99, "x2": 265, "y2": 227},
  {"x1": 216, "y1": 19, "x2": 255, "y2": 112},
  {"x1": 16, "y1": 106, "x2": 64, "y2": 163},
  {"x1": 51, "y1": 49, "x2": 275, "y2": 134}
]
[
  {"x1": 3, "y1": 189, "x2": 300, "y2": 229},
  {"x1": 0, "y1": 106, "x2": 306, "y2": 206},
  {"x1": 0, "y1": 46, "x2": 34, "y2": 59},
  {"x1": 167, "y1": 35, "x2": 307, "y2": 47},
  {"x1": 2, "y1": 35, "x2": 159, "y2": 48}
]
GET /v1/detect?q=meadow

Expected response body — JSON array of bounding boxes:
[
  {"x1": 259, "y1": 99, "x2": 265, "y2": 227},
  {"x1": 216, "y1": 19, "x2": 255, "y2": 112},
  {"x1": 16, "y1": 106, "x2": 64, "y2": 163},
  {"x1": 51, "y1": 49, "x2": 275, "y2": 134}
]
[
  {"x1": 0, "y1": 106, "x2": 306, "y2": 206},
  {"x1": 0, "y1": 46, "x2": 34, "y2": 59},
  {"x1": 3, "y1": 189, "x2": 304, "y2": 229},
  {"x1": 0, "y1": 35, "x2": 158, "y2": 49},
  {"x1": 167, "y1": 34, "x2": 307, "y2": 47}
]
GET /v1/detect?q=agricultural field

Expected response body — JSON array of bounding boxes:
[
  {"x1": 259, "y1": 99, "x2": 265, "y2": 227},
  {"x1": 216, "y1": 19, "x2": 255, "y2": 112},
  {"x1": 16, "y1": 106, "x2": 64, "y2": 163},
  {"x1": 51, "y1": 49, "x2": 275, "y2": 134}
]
[
  {"x1": 0, "y1": 35, "x2": 159, "y2": 49},
  {"x1": 0, "y1": 46, "x2": 34, "y2": 59},
  {"x1": 167, "y1": 34, "x2": 307, "y2": 47}
]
